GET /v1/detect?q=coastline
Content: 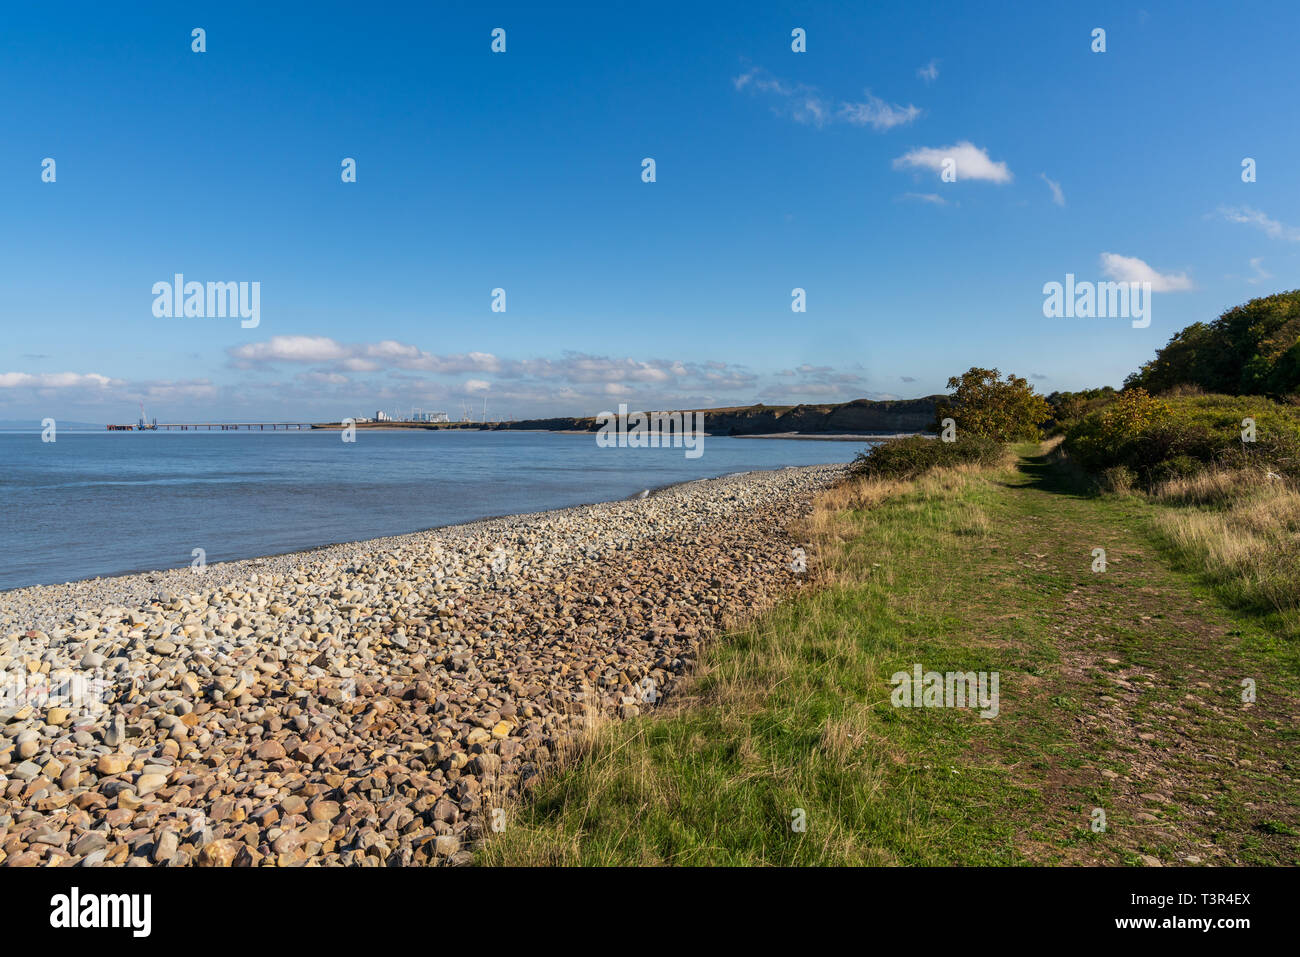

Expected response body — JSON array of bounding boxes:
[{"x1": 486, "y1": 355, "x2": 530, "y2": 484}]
[
  {"x1": 0, "y1": 464, "x2": 846, "y2": 866},
  {"x1": 733, "y1": 431, "x2": 913, "y2": 441},
  {"x1": 307, "y1": 423, "x2": 908, "y2": 441},
  {"x1": 2, "y1": 463, "x2": 839, "y2": 626}
]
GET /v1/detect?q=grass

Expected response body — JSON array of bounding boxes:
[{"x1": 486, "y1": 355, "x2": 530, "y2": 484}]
[
  {"x1": 1148, "y1": 468, "x2": 1300, "y2": 638},
  {"x1": 477, "y1": 445, "x2": 1300, "y2": 866}
]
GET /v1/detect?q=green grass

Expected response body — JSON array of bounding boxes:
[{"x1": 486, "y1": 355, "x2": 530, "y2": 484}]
[
  {"x1": 478, "y1": 446, "x2": 1300, "y2": 866},
  {"x1": 1156, "y1": 393, "x2": 1300, "y2": 433}
]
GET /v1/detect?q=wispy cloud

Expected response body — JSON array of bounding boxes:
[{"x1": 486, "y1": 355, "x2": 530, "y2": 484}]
[
  {"x1": 0, "y1": 372, "x2": 121, "y2": 390},
  {"x1": 892, "y1": 141, "x2": 1012, "y2": 183},
  {"x1": 1217, "y1": 205, "x2": 1300, "y2": 241},
  {"x1": 1248, "y1": 257, "x2": 1273, "y2": 284},
  {"x1": 917, "y1": 59, "x2": 939, "y2": 83},
  {"x1": 0, "y1": 371, "x2": 217, "y2": 414},
  {"x1": 733, "y1": 67, "x2": 920, "y2": 130},
  {"x1": 900, "y1": 192, "x2": 949, "y2": 206},
  {"x1": 1099, "y1": 252, "x2": 1194, "y2": 292},
  {"x1": 1039, "y1": 173, "x2": 1065, "y2": 206},
  {"x1": 839, "y1": 94, "x2": 922, "y2": 130}
]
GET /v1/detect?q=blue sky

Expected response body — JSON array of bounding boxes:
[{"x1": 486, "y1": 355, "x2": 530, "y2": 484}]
[{"x1": 2, "y1": 0, "x2": 1297, "y2": 421}]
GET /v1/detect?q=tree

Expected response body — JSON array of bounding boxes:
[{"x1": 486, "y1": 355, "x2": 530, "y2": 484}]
[
  {"x1": 936, "y1": 367, "x2": 1052, "y2": 441},
  {"x1": 1126, "y1": 290, "x2": 1300, "y2": 396}
]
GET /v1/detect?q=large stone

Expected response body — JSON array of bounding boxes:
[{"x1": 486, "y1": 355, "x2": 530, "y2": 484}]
[
  {"x1": 197, "y1": 838, "x2": 242, "y2": 867},
  {"x1": 434, "y1": 835, "x2": 460, "y2": 857},
  {"x1": 256, "y1": 740, "x2": 286, "y2": 761},
  {"x1": 152, "y1": 830, "x2": 179, "y2": 863},
  {"x1": 104, "y1": 715, "x2": 126, "y2": 748},
  {"x1": 73, "y1": 831, "x2": 108, "y2": 856},
  {"x1": 309, "y1": 800, "x2": 340, "y2": 822},
  {"x1": 96, "y1": 754, "x2": 129, "y2": 775},
  {"x1": 279, "y1": 795, "x2": 307, "y2": 816},
  {"x1": 135, "y1": 772, "x2": 167, "y2": 796}
]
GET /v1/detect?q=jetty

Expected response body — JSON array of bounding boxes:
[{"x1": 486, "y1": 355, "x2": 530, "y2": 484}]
[{"x1": 105, "y1": 422, "x2": 314, "y2": 431}]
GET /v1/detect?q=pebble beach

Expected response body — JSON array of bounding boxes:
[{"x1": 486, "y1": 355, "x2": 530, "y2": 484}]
[{"x1": 0, "y1": 464, "x2": 844, "y2": 867}]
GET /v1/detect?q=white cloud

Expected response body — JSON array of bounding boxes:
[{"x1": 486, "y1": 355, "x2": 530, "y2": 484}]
[
  {"x1": 1099, "y1": 253, "x2": 1194, "y2": 292},
  {"x1": 340, "y1": 358, "x2": 381, "y2": 372},
  {"x1": 838, "y1": 93, "x2": 922, "y2": 130},
  {"x1": 1217, "y1": 205, "x2": 1300, "y2": 241},
  {"x1": 1040, "y1": 173, "x2": 1065, "y2": 206},
  {"x1": 229, "y1": 336, "x2": 349, "y2": 364},
  {"x1": 733, "y1": 68, "x2": 920, "y2": 131},
  {"x1": 216, "y1": 339, "x2": 883, "y2": 415},
  {"x1": 0, "y1": 372, "x2": 120, "y2": 389},
  {"x1": 917, "y1": 59, "x2": 939, "y2": 83},
  {"x1": 298, "y1": 371, "x2": 350, "y2": 386},
  {"x1": 900, "y1": 192, "x2": 948, "y2": 205},
  {"x1": 892, "y1": 141, "x2": 1012, "y2": 183},
  {"x1": 229, "y1": 336, "x2": 503, "y2": 374}
]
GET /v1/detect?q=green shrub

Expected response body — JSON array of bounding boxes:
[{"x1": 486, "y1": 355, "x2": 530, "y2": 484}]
[
  {"x1": 1064, "y1": 392, "x2": 1300, "y2": 486},
  {"x1": 1099, "y1": 465, "x2": 1136, "y2": 495},
  {"x1": 1044, "y1": 387, "x2": 1119, "y2": 434},
  {"x1": 851, "y1": 435, "x2": 1005, "y2": 480},
  {"x1": 936, "y1": 367, "x2": 1053, "y2": 441},
  {"x1": 1153, "y1": 454, "x2": 1202, "y2": 483}
]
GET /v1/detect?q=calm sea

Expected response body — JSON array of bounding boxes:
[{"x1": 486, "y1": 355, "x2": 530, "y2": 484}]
[{"x1": 0, "y1": 430, "x2": 869, "y2": 591}]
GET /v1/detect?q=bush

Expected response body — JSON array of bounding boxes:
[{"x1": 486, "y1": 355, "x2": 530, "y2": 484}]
[
  {"x1": 1044, "y1": 387, "x2": 1118, "y2": 434},
  {"x1": 850, "y1": 435, "x2": 1005, "y2": 480},
  {"x1": 936, "y1": 367, "x2": 1053, "y2": 441},
  {"x1": 1064, "y1": 392, "x2": 1300, "y2": 486},
  {"x1": 1099, "y1": 465, "x2": 1136, "y2": 495}
]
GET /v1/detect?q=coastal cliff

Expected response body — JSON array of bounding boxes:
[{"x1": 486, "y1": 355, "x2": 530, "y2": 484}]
[{"x1": 350, "y1": 396, "x2": 941, "y2": 435}]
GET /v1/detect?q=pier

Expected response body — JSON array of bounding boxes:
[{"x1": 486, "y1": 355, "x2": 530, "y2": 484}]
[
  {"x1": 106, "y1": 422, "x2": 314, "y2": 431},
  {"x1": 157, "y1": 422, "x2": 314, "y2": 431}
]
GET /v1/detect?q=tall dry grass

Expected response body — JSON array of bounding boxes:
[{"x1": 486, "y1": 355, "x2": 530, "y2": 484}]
[{"x1": 1150, "y1": 467, "x2": 1300, "y2": 632}]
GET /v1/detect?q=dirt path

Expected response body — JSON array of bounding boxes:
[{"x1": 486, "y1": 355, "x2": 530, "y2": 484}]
[{"x1": 977, "y1": 450, "x2": 1299, "y2": 865}]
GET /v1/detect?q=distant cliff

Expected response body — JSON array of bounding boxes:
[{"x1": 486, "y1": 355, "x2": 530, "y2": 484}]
[{"x1": 496, "y1": 397, "x2": 941, "y2": 435}]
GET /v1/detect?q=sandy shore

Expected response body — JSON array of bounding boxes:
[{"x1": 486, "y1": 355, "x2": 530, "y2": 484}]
[{"x1": 0, "y1": 464, "x2": 845, "y2": 866}]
